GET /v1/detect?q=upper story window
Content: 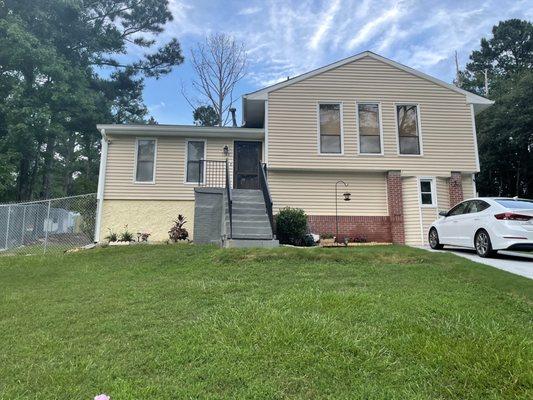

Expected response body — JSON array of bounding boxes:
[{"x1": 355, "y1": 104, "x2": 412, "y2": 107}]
[
  {"x1": 419, "y1": 178, "x2": 435, "y2": 206},
  {"x1": 135, "y1": 139, "x2": 156, "y2": 183},
  {"x1": 396, "y1": 104, "x2": 421, "y2": 155},
  {"x1": 186, "y1": 140, "x2": 206, "y2": 183},
  {"x1": 318, "y1": 103, "x2": 342, "y2": 154},
  {"x1": 357, "y1": 103, "x2": 382, "y2": 154}
]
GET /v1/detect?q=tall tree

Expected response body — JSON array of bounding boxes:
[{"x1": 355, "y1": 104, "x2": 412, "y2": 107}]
[
  {"x1": 459, "y1": 19, "x2": 532, "y2": 197},
  {"x1": 184, "y1": 33, "x2": 246, "y2": 126},
  {"x1": 0, "y1": 0, "x2": 184, "y2": 201}
]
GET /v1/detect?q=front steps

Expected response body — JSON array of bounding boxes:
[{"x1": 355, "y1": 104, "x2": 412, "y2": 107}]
[{"x1": 223, "y1": 189, "x2": 279, "y2": 248}]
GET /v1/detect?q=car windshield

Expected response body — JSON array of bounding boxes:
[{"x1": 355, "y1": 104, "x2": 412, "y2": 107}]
[{"x1": 495, "y1": 199, "x2": 533, "y2": 209}]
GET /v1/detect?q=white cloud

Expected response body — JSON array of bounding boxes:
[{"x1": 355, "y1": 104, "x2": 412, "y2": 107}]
[
  {"x1": 308, "y1": 0, "x2": 341, "y2": 50},
  {"x1": 238, "y1": 6, "x2": 262, "y2": 16},
  {"x1": 347, "y1": 3, "x2": 402, "y2": 50}
]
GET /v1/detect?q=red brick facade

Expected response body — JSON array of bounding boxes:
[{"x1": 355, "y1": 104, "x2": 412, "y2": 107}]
[
  {"x1": 386, "y1": 170, "x2": 405, "y2": 244},
  {"x1": 307, "y1": 215, "x2": 392, "y2": 243},
  {"x1": 449, "y1": 172, "x2": 464, "y2": 207}
]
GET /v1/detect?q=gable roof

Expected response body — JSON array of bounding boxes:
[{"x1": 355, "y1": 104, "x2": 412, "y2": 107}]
[{"x1": 244, "y1": 51, "x2": 493, "y2": 111}]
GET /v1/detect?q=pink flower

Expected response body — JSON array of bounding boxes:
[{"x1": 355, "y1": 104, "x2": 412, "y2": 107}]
[{"x1": 94, "y1": 395, "x2": 110, "y2": 400}]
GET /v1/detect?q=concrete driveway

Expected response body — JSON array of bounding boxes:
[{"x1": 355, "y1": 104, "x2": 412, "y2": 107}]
[{"x1": 420, "y1": 246, "x2": 533, "y2": 279}]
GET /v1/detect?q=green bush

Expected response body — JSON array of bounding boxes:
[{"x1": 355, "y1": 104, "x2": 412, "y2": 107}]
[{"x1": 275, "y1": 207, "x2": 308, "y2": 245}]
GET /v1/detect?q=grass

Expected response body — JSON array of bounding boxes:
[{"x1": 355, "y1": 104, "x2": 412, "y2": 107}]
[{"x1": 0, "y1": 244, "x2": 532, "y2": 399}]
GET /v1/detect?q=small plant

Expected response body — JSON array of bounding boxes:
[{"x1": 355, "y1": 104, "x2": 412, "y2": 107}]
[
  {"x1": 119, "y1": 225, "x2": 134, "y2": 242},
  {"x1": 137, "y1": 232, "x2": 151, "y2": 242},
  {"x1": 320, "y1": 233, "x2": 335, "y2": 239},
  {"x1": 169, "y1": 215, "x2": 189, "y2": 242},
  {"x1": 105, "y1": 228, "x2": 117, "y2": 242},
  {"x1": 275, "y1": 207, "x2": 308, "y2": 245}
]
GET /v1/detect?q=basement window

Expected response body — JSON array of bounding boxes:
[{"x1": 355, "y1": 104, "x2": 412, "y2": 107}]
[
  {"x1": 318, "y1": 103, "x2": 342, "y2": 154},
  {"x1": 419, "y1": 178, "x2": 435, "y2": 206},
  {"x1": 135, "y1": 139, "x2": 156, "y2": 183}
]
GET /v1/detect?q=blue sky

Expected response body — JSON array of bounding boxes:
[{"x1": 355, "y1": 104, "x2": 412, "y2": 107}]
[{"x1": 118, "y1": 0, "x2": 532, "y2": 125}]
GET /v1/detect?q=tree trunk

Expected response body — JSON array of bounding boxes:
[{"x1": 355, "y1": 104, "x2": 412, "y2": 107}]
[{"x1": 41, "y1": 132, "x2": 56, "y2": 199}]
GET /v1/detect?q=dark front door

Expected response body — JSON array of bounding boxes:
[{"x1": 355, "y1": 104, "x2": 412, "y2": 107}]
[{"x1": 234, "y1": 141, "x2": 262, "y2": 189}]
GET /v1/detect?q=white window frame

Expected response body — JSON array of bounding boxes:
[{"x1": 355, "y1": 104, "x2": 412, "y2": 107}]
[
  {"x1": 133, "y1": 137, "x2": 157, "y2": 184},
  {"x1": 317, "y1": 101, "x2": 344, "y2": 156},
  {"x1": 184, "y1": 138, "x2": 207, "y2": 185},
  {"x1": 394, "y1": 103, "x2": 423, "y2": 156},
  {"x1": 356, "y1": 101, "x2": 384, "y2": 156},
  {"x1": 418, "y1": 177, "x2": 437, "y2": 208}
]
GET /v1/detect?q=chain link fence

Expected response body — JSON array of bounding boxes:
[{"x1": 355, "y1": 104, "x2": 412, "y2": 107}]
[{"x1": 0, "y1": 193, "x2": 97, "y2": 256}]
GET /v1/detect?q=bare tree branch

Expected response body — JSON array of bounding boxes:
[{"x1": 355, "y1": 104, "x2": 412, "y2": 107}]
[{"x1": 184, "y1": 33, "x2": 247, "y2": 126}]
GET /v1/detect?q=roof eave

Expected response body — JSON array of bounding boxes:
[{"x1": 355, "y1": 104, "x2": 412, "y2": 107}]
[{"x1": 96, "y1": 124, "x2": 265, "y2": 139}]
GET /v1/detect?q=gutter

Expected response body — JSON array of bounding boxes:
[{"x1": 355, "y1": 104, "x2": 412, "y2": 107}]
[
  {"x1": 96, "y1": 124, "x2": 264, "y2": 139},
  {"x1": 94, "y1": 128, "x2": 109, "y2": 243}
]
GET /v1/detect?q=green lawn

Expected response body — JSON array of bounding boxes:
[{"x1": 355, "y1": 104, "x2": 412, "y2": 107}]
[{"x1": 0, "y1": 245, "x2": 532, "y2": 399}]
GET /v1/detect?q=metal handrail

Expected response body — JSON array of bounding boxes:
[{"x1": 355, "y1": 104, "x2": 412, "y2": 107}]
[
  {"x1": 225, "y1": 159, "x2": 233, "y2": 239},
  {"x1": 258, "y1": 162, "x2": 274, "y2": 234}
]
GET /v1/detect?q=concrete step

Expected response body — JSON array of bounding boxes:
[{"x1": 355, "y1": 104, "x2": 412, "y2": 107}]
[
  {"x1": 223, "y1": 238, "x2": 279, "y2": 248},
  {"x1": 231, "y1": 203, "x2": 266, "y2": 211},
  {"x1": 229, "y1": 218, "x2": 270, "y2": 226}
]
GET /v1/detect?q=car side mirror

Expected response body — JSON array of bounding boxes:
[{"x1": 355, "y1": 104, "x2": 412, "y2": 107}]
[{"x1": 439, "y1": 211, "x2": 448, "y2": 217}]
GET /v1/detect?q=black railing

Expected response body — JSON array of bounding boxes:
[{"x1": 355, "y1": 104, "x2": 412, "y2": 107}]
[
  {"x1": 225, "y1": 159, "x2": 233, "y2": 239},
  {"x1": 258, "y1": 162, "x2": 274, "y2": 234},
  {"x1": 187, "y1": 160, "x2": 230, "y2": 188}
]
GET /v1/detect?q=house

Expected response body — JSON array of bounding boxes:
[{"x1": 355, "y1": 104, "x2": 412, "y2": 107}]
[{"x1": 95, "y1": 51, "x2": 493, "y2": 247}]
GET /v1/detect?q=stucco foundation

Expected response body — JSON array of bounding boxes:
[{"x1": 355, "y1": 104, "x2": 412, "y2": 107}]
[{"x1": 100, "y1": 200, "x2": 195, "y2": 242}]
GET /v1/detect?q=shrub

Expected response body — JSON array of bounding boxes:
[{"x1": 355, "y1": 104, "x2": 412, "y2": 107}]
[
  {"x1": 302, "y1": 234, "x2": 316, "y2": 247},
  {"x1": 275, "y1": 207, "x2": 308, "y2": 245},
  {"x1": 105, "y1": 229, "x2": 118, "y2": 242},
  {"x1": 169, "y1": 214, "x2": 189, "y2": 242},
  {"x1": 320, "y1": 233, "x2": 334, "y2": 239},
  {"x1": 119, "y1": 225, "x2": 134, "y2": 242}
]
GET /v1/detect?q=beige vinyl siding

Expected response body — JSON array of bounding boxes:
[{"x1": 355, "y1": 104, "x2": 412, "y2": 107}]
[
  {"x1": 402, "y1": 177, "x2": 421, "y2": 245},
  {"x1": 436, "y1": 177, "x2": 450, "y2": 213},
  {"x1": 463, "y1": 174, "x2": 476, "y2": 199},
  {"x1": 104, "y1": 135, "x2": 242, "y2": 200},
  {"x1": 268, "y1": 170, "x2": 388, "y2": 216},
  {"x1": 267, "y1": 56, "x2": 477, "y2": 175}
]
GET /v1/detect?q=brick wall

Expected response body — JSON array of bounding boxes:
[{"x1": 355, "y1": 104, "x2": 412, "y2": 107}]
[
  {"x1": 449, "y1": 172, "x2": 464, "y2": 207},
  {"x1": 386, "y1": 170, "x2": 405, "y2": 244},
  {"x1": 307, "y1": 215, "x2": 392, "y2": 243}
]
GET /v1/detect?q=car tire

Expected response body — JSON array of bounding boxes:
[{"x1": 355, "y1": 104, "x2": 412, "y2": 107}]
[
  {"x1": 428, "y1": 228, "x2": 443, "y2": 250},
  {"x1": 474, "y1": 229, "x2": 495, "y2": 258}
]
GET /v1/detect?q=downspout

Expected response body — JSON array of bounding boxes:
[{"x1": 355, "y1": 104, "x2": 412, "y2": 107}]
[{"x1": 94, "y1": 128, "x2": 109, "y2": 242}]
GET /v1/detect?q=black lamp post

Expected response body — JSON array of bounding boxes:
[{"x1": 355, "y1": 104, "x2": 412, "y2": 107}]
[{"x1": 335, "y1": 180, "x2": 351, "y2": 243}]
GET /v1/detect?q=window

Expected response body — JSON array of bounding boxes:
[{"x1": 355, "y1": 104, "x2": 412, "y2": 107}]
[
  {"x1": 396, "y1": 104, "x2": 421, "y2": 155},
  {"x1": 495, "y1": 199, "x2": 533, "y2": 209},
  {"x1": 358, "y1": 103, "x2": 382, "y2": 154},
  {"x1": 448, "y1": 201, "x2": 469, "y2": 216},
  {"x1": 186, "y1": 140, "x2": 206, "y2": 183},
  {"x1": 319, "y1": 103, "x2": 342, "y2": 154},
  {"x1": 466, "y1": 200, "x2": 490, "y2": 213},
  {"x1": 135, "y1": 139, "x2": 156, "y2": 182},
  {"x1": 419, "y1": 179, "x2": 435, "y2": 206}
]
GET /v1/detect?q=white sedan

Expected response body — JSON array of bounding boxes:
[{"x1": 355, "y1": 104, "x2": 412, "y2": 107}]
[{"x1": 428, "y1": 197, "x2": 533, "y2": 257}]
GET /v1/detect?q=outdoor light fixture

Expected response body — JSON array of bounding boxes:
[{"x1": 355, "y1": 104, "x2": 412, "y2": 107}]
[
  {"x1": 335, "y1": 180, "x2": 351, "y2": 244},
  {"x1": 223, "y1": 145, "x2": 229, "y2": 157}
]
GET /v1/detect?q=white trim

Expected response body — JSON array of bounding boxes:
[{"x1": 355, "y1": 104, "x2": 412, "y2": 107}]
[
  {"x1": 264, "y1": 100, "x2": 269, "y2": 164},
  {"x1": 96, "y1": 124, "x2": 264, "y2": 139},
  {"x1": 317, "y1": 101, "x2": 344, "y2": 155},
  {"x1": 184, "y1": 138, "x2": 207, "y2": 185},
  {"x1": 470, "y1": 104, "x2": 481, "y2": 172},
  {"x1": 133, "y1": 138, "x2": 157, "y2": 184},
  {"x1": 94, "y1": 130, "x2": 108, "y2": 242},
  {"x1": 356, "y1": 101, "x2": 384, "y2": 156},
  {"x1": 394, "y1": 103, "x2": 423, "y2": 157},
  {"x1": 418, "y1": 177, "x2": 437, "y2": 208},
  {"x1": 245, "y1": 51, "x2": 494, "y2": 108}
]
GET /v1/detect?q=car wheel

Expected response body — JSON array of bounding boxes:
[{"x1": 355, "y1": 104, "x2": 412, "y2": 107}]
[
  {"x1": 474, "y1": 229, "x2": 495, "y2": 258},
  {"x1": 428, "y1": 228, "x2": 443, "y2": 250}
]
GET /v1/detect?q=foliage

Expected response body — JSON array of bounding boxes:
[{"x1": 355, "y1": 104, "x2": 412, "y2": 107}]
[
  {"x1": 302, "y1": 234, "x2": 316, "y2": 247},
  {"x1": 119, "y1": 225, "x2": 134, "y2": 242},
  {"x1": 105, "y1": 229, "x2": 118, "y2": 242},
  {"x1": 275, "y1": 207, "x2": 308, "y2": 245},
  {"x1": 353, "y1": 235, "x2": 368, "y2": 243},
  {"x1": 0, "y1": 245, "x2": 532, "y2": 398},
  {"x1": 168, "y1": 214, "x2": 189, "y2": 242},
  {"x1": 137, "y1": 232, "x2": 151, "y2": 242},
  {"x1": 320, "y1": 233, "x2": 335, "y2": 239},
  {"x1": 193, "y1": 105, "x2": 220, "y2": 126},
  {"x1": 0, "y1": 0, "x2": 184, "y2": 202},
  {"x1": 459, "y1": 19, "x2": 532, "y2": 196}
]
